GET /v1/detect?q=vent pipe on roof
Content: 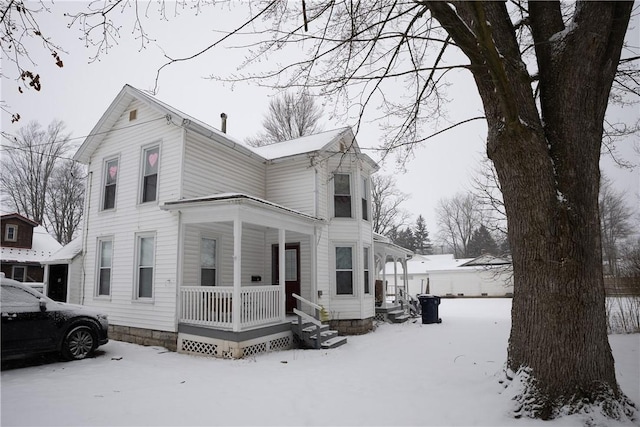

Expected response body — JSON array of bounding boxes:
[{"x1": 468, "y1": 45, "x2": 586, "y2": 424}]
[{"x1": 220, "y1": 112, "x2": 227, "y2": 133}]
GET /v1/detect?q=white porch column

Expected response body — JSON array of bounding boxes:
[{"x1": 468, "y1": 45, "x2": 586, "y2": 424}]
[
  {"x1": 232, "y1": 218, "x2": 242, "y2": 332},
  {"x1": 393, "y1": 258, "x2": 398, "y2": 304},
  {"x1": 382, "y1": 252, "x2": 388, "y2": 308},
  {"x1": 278, "y1": 228, "x2": 286, "y2": 319}
]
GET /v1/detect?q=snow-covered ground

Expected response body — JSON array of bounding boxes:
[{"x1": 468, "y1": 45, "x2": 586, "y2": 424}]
[{"x1": 2, "y1": 299, "x2": 638, "y2": 426}]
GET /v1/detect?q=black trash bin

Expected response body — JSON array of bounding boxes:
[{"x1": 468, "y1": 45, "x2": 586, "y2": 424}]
[{"x1": 418, "y1": 294, "x2": 442, "y2": 324}]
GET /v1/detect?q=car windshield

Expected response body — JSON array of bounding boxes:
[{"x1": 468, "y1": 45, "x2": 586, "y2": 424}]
[{"x1": 1, "y1": 284, "x2": 41, "y2": 306}]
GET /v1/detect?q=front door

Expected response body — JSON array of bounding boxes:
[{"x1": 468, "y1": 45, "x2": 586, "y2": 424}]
[
  {"x1": 272, "y1": 243, "x2": 300, "y2": 313},
  {"x1": 47, "y1": 264, "x2": 68, "y2": 302}
]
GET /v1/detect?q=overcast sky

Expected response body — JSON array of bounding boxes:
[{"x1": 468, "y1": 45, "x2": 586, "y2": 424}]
[{"x1": 1, "y1": 2, "x2": 638, "y2": 240}]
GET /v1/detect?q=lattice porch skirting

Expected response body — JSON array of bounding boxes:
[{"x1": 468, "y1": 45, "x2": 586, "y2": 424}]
[{"x1": 178, "y1": 331, "x2": 293, "y2": 359}]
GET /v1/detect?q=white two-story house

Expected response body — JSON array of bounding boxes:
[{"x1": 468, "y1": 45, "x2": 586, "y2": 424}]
[{"x1": 71, "y1": 85, "x2": 411, "y2": 358}]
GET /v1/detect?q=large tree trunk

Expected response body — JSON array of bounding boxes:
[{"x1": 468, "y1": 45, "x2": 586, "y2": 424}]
[{"x1": 428, "y1": 1, "x2": 635, "y2": 420}]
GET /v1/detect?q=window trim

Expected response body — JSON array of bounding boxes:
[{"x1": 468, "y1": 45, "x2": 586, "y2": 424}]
[
  {"x1": 361, "y1": 176, "x2": 369, "y2": 221},
  {"x1": 96, "y1": 236, "x2": 113, "y2": 298},
  {"x1": 333, "y1": 173, "x2": 352, "y2": 218},
  {"x1": 139, "y1": 143, "x2": 161, "y2": 205},
  {"x1": 5, "y1": 224, "x2": 18, "y2": 242},
  {"x1": 134, "y1": 232, "x2": 156, "y2": 301},
  {"x1": 11, "y1": 265, "x2": 26, "y2": 282},
  {"x1": 101, "y1": 156, "x2": 120, "y2": 211},
  {"x1": 334, "y1": 244, "x2": 356, "y2": 296},
  {"x1": 199, "y1": 235, "x2": 218, "y2": 287},
  {"x1": 363, "y1": 246, "x2": 371, "y2": 294}
]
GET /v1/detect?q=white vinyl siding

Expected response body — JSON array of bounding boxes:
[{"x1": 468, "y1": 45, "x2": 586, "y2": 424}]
[
  {"x1": 265, "y1": 160, "x2": 315, "y2": 216},
  {"x1": 182, "y1": 224, "x2": 267, "y2": 287},
  {"x1": 182, "y1": 131, "x2": 265, "y2": 199},
  {"x1": 81, "y1": 99, "x2": 181, "y2": 331}
]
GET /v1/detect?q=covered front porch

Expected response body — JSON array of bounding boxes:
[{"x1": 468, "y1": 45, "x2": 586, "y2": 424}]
[{"x1": 161, "y1": 194, "x2": 323, "y2": 357}]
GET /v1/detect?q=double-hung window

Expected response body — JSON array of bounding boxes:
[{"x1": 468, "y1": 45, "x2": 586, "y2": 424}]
[
  {"x1": 336, "y1": 246, "x2": 354, "y2": 295},
  {"x1": 136, "y1": 234, "x2": 155, "y2": 299},
  {"x1": 12, "y1": 266, "x2": 26, "y2": 282},
  {"x1": 141, "y1": 146, "x2": 159, "y2": 203},
  {"x1": 200, "y1": 237, "x2": 217, "y2": 286},
  {"x1": 5, "y1": 224, "x2": 17, "y2": 242},
  {"x1": 103, "y1": 158, "x2": 118, "y2": 210},
  {"x1": 363, "y1": 246, "x2": 370, "y2": 294},
  {"x1": 97, "y1": 238, "x2": 113, "y2": 296},
  {"x1": 361, "y1": 177, "x2": 369, "y2": 221},
  {"x1": 334, "y1": 173, "x2": 352, "y2": 218}
]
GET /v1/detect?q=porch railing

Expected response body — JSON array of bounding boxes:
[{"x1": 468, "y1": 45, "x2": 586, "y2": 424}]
[{"x1": 180, "y1": 286, "x2": 282, "y2": 330}]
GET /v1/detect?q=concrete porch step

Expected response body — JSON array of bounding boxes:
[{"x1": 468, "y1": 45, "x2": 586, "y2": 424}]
[{"x1": 321, "y1": 336, "x2": 348, "y2": 349}]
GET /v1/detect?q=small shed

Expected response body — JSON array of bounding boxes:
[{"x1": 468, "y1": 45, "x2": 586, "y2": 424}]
[{"x1": 386, "y1": 253, "x2": 513, "y2": 297}]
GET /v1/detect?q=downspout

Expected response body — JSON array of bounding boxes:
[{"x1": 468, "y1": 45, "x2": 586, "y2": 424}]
[
  {"x1": 175, "y1": 210, "x2": 183, "y2": 331},
  {"x1": 81, "y1": 170, "x2": 93, "y2": 305}
]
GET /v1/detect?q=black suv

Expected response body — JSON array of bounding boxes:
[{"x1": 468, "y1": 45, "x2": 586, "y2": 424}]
[{"x1": 1, "y1": 275, "x2": 108, "y2": 361}]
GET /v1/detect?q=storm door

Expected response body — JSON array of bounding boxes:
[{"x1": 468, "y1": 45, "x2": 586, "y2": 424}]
[{"x1": 272, "y1": 243, "x2": 300, "y2": 313}]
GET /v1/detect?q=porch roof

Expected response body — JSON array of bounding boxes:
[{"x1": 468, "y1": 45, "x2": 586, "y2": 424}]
[
  {"x1": 161, "y1": 193, "x2": 324, "y2": 233},
  {"x1": 373, "y1": 233, "x2": 413, "y2": 259}
]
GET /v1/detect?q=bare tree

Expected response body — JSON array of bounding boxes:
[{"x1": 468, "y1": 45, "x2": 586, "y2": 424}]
[
  {"x1": 0, "y1": 0, "x2": 65, "y2": 122},
  {"x1": 436, "y1": 192, "x2": 483, "y2": 258},
  {"x1": 45, "y1": 159, "x2": 85, "y2": 244},
  {"x1": 0, "y1": 120, "x2": 71, "y2": 224},
  {"x1": 246, "y1": 90, "x2": 323, "y2": 147},
  {"x1": 371, "y1": 174, "x2": 410, "y2": 236},
  {"x1": 600, "y1": 176, "x2": 634, "y2": 277},
  {"x1": 16, "y1": 0, "x2": 640, "y2": 420}
]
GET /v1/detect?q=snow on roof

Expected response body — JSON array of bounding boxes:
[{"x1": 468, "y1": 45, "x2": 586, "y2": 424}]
[
  {"x1": 42, "y1": 237, "x2": 83, "y2": 264},
  {"x1": 385, "y1": 253, "x2": 513, "y2": 275},
  {"x1": 1, "y1": 226, "x2": 62, "y2": 264},
  {"x1": 251, "y1": 127, "x2": 351, "y2": 160},
  {"x1": 162, "y1": 192, "x2": 323, "y2": 221}
]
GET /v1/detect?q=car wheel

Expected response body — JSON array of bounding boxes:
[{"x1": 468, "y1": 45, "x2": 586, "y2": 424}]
[{"x1": 62, "y1": 326, "x2": 96, "y2": 360}]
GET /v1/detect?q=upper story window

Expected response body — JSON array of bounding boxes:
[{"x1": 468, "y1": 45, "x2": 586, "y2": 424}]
[
  {"x1": 135, "y1": 234, "x2": 155, "y2": 299},
  {"x1": 361, "y1": 177, "x2": 369, "y2": 221},
  {"x1": 5, "y1": 224, "x2": 17, "y2": 242},
  {"x1": 336, "y1": 246, "x2": 354, "y2": 295},
  {"x1": 334, "y1": 173, "x2": 352, "y2": 218},
  {"x1": 102, "y1": 158, "x2": 118, "y2": 210},
  {"x1": 200, "y1": 237, "x2": 217, "y2": 286},
  {"x1": 97, "y1": 238, "x2": 113, "y2": 297},
  {"x1": 141, "y1": 146, "x2": 159, "y2": 203}
]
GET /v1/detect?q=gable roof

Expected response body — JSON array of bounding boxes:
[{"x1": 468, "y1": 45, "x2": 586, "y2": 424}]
[
  {"x1": 73, "y1": 85, "x2": 379, "y2": 170},
  {"x1": 253, "y1": 127, "x2": 352, "y2": 159},
  {"x1": 42, "y1": 237, "x2": 83, "y2": 265},
  {"x1": 1, "y1": 212, "x2": 38, "y2": 227},
  {"x1": 73, "y1": 84, "x2": 256, "y2": 164}
]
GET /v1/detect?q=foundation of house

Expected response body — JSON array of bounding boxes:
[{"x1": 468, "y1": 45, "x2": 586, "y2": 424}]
[
  {"x1": 108, "y1": 325, "x2": 178, "y2": 351},
  {"x1": 328, "y1": 317, "x2": 374, "y2": 335}
]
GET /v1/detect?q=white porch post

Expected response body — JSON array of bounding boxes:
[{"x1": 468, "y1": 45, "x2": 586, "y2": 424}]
[
  {"x1": 278, "y1": 228, "x2": 286, "y2": 319},
  {"x1": 382, "y1": 252, "x2": 388, "y2": 308},
  {"x1": 393, "y1": 258, "x2": 398, "y2": 304},
  {"x1": 232, "y1": 218, "x2": 242, "y2": 332}
]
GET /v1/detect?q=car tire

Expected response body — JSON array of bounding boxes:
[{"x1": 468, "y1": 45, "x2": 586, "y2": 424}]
[{"x1": 62, "y1": 325, "x2": 96, "y2": 360}]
